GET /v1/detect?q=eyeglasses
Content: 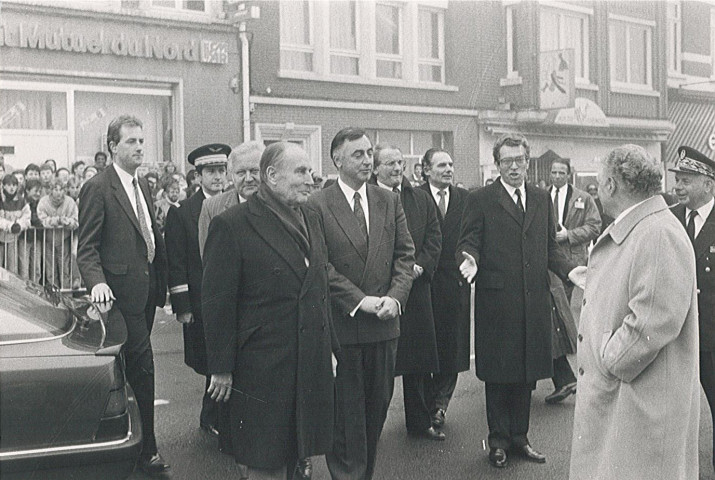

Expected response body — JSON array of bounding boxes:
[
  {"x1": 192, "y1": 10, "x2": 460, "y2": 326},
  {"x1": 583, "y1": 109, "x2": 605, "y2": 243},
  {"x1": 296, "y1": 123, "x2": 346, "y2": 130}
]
[{"x1": 499, "y1": 156, "x2": 527, "y2": 167}]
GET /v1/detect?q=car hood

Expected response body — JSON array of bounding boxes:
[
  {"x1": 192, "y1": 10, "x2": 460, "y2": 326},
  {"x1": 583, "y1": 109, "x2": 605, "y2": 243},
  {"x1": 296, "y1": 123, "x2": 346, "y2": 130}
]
[{"x1": 0, "y1": 269, "x2": 127, "y2": 358}]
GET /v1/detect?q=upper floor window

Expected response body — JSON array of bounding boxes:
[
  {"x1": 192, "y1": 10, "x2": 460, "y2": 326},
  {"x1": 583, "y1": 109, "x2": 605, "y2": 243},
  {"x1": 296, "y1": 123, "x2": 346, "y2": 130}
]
[
  {"x1": 151, "y1": 0, "x2": 206, "y2": 12},
  {"x1": 711, "y1": 8, "x2": 715, "y2": 78},
  {"x1": 540, "y1": 7, "x2": 590, "y2": 84},
  {"x1": 667, "y1": 2, "x2": 682, "y2": 74},
  {"x1": 609, "y1": 17, "x2": 653, "y2": 89},
  {"x1": 279, "y1": 1, "x2": 447, "y2": 87},
  {"x1": 506, "y1": 5, "x2": 519, "y2": 78},
  {"x1": 280, "y1": 0, "x2": 314, "y2": 72}
]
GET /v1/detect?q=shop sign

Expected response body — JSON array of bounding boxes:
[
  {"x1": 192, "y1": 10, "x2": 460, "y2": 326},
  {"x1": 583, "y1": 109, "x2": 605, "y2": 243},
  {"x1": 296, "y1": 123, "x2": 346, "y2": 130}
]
[
  {"x1": 554, "y1": 98, "x2": 609, "y2": 127},
  {"x1": 0, "y1": 22, "x2": 229, "y2": 65},
  {"x1": 539, "y1": 49, "x2": 575, "y2": 110}
]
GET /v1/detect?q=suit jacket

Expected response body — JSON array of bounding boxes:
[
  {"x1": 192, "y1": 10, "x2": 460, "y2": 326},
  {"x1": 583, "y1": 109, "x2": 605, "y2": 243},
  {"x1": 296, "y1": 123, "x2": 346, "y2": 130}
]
[
  {"x1": 198, "y1": 189, "x2": 242, "y2": 258},
  {"x1": 165, "y1": 189, "x2": 209, "y2": 374},
  {"x1": 307, "y1": 182, "x2": 415, "y2": 345},
  {"x1": 202, "y1": 196, "x2": 336, "y2": 468},
  {"x1": 549, "y1": 184, "x2": 601, "y2": 266},
  {"x1": 419, "y1": 182, "x2": 472, "y2": 373},
  {"x1": 672, "y1": 202, "x2": 715, "y2": 350},
  {"x1": 77, "y1": 165, "x2": 167, "y2": 316},
  {"x1": 456, "y1": 179, "x2": 574, "y2": 383},
  {"x1": 371, "y1": 177, "x2": 442, "y2": 375}
]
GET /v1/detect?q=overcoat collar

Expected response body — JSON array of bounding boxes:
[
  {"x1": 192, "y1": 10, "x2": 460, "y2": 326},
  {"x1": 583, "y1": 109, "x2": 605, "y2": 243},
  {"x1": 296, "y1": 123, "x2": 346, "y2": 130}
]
[
  {"x1": 108, "y1": 165, "x2": 143, "y2": 237},
  {"x1": 188, "y1": 189, "x2": 205, "y2": 226},
  {"x1": 601, "y1": 195, "x2": 668, "y2": 246}
]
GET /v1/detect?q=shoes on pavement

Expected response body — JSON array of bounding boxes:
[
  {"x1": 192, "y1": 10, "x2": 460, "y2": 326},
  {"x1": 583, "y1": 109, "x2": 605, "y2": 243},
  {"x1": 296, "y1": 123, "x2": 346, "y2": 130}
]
[
  {"x1": 545, "y1": 382, "x2": 577, "y2": 404},
  {"x1": 512, "y1": 444, "x2": 546, "y2": 463},
  {"x1": 200, "y1": 422, "x2": 220, "y2": 437},
  {"x1": 408, "y1": 426, "x2": 446, "y2": 441},
  {"x1": 137, "y1": 453, "x2": 170, "y2": 477},
  {"x1": 293, "y1": 457, "x2": 313, "y2": 480},
  {"x1": 488, "y1": 448, "x2": 508, "y2": 468},
  {"x1": 431, "y1": 408, "x2": 446, "y2": 428}
]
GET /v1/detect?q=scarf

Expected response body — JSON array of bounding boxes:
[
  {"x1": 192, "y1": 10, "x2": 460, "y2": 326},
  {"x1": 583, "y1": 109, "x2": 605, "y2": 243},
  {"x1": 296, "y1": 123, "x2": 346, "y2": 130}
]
[{"x1": 256, "y1": 183, "x2": 310, "y2": 258}]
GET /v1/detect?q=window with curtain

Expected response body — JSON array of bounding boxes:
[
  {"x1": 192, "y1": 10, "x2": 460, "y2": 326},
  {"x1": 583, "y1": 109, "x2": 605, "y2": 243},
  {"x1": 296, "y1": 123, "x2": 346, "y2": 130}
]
[
  {"x1": 376, "y1": 3, "x2": 403, "y2": 79},
  {"x1": 151, "y1": 0, "x2": 205, "y2": 11},
  {"x1": 609, "y1": 19, "x2": 652, "y2": 87},
  {"x1": 280, "y1": 0, "x2": 314, "y2": 72},
  {"x1": 418, "y1": 8, "x2": 444, "y2": 83},
  {"x1": 0, "y1": 90, "x2": 67, "y2": 130},
  {"x1": 330, "y1": 1, "x2": 359, "y2": 76},
  {"x1": 540, "y1": 8, "x2": 590, "y2": 82}
]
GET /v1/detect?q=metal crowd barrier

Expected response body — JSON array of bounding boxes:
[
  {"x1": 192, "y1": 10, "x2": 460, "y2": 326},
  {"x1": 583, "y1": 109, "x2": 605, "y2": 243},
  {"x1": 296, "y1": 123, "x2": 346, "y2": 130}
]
[{"x1": 0, "y1": 227, "x2": 85, "y2": 294}]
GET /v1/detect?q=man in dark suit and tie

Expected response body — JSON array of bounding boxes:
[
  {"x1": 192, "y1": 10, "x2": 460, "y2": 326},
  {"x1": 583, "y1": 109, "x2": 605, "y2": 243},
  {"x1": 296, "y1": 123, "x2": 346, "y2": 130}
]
[
  {"x1": 307, "y1": 128, "x2": 415, "y2": 480},
  {"x1": 164, "y1": 143, "x2": 228, "y2": 437},
  {"x1": 371, "y1": 144, "x2": 443, "y2": 441},
  {"x1": 417, "y1": 148, "x2": 470, "y2": 432},
  {"x1": 77, "y1": 115, "x2": 170, "y2": 476},
  {"x1": 670, "y1": 145, "x2": 715, "y2": 473},
  {"x1": 457, "y1": 133, "x2": 578, "y2": 469}
]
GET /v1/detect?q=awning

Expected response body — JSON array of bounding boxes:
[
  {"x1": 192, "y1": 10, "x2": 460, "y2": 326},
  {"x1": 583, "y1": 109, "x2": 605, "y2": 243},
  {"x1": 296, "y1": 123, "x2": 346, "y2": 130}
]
[{"x1": 666, "y1": 100, "x2": 715, "y2": 165}]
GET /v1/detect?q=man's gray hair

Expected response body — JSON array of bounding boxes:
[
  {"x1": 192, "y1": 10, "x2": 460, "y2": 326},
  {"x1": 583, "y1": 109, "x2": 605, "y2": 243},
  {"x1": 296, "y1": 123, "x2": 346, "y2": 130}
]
[
  {"x1": 229, "y1": 141, "x2": 265, "y2": 169},
  {"x1": 604, "y1": 144, "x2": 662, "y2": 197},
  {"x1": 373, "y1": 144, "x2": 402, "y2": 168}
]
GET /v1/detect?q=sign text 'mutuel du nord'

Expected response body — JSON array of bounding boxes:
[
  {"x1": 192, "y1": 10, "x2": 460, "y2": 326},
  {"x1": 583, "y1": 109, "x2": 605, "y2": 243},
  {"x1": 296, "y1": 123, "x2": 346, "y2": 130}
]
[{"x1": 0, "y1": 22, "x2": 229, "y2": 64}]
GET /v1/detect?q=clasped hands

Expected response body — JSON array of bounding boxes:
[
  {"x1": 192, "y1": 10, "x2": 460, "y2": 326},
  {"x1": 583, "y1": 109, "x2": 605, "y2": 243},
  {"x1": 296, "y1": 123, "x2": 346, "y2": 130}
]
[{"x1": 359, "y1": 295, "x2": 399, "y2": 320}]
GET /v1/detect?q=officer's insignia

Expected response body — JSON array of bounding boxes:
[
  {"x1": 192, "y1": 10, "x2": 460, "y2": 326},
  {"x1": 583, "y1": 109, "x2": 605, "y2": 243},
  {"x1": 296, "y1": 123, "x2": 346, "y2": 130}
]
[
  {"x1": 711, "y1": 246, "x2": 715, "y2": 253},
  {"x1": 209, "y1": 146, "x2": 222, "y2": 153},
  {"x1": 680, "y1": 149, "x2": 687, "y2": 160}
]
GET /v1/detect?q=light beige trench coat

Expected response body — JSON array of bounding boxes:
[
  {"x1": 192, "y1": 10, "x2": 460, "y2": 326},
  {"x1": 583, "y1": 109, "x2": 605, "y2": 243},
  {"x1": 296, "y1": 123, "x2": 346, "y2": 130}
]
[{"x1": 569, "y1": 195, "x2": 700, "y2": 480}]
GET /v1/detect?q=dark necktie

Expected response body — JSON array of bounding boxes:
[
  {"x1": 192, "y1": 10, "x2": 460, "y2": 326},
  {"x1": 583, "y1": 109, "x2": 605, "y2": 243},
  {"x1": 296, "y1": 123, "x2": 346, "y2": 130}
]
[
  {"x1": 132, "y1": 178, "x2": 155, "y2": 263},
  {"x1": 515, "y1": 188, "x2": 525, "y2": 217},
  {"x1": 553, "y1": 187, "x2": 560, "y2": 225},
  {"x1": 437, "y1": 189, "x2": 447, "y2": 216},
  {"x1": 392, "y1": 186, "x2": 399, "y2": 194},
  {"x1": 353, "y1": 191, "x2": 368, "y2": 239},
  {"x1": 687, "y1": 210, "x2": 698, "y2": 243}
]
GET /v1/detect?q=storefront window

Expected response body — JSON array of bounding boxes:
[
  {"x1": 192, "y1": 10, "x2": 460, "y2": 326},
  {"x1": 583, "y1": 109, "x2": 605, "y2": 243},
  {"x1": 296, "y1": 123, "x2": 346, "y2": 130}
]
[{"x1": 0, "y1": 90, "x2": 67, "y2": 130}]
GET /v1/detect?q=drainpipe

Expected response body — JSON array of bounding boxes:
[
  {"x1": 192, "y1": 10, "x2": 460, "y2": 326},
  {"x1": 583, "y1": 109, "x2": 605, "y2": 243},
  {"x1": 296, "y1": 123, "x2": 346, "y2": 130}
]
[{"x1": 239, "y1": 21, "x2": 251, "y2": 142}]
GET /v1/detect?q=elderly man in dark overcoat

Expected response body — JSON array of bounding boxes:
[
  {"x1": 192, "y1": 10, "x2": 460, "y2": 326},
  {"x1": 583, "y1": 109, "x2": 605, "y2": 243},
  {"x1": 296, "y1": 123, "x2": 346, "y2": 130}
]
[
  {"x1": 418, "y1": 148, "x2": 470, "y2": 431},
  {"x1": 202, "y1": 142, "x2": 338, "y2": 479},
  {"x1": 371, "y1": 144, "x2": 443, "y2": 440},
  {"x1": 165, "y1": 144, "x2": 228, "y2": 436},
  {"x1": 457, "y1": 133, "x2": 577, "y2": 469}
]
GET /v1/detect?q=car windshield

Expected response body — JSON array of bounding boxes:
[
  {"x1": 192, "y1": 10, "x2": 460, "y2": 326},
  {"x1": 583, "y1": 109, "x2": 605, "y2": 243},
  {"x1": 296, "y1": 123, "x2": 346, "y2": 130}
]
[{"x1": 0, "y1": 268, "x2": 73, "y2": 343}]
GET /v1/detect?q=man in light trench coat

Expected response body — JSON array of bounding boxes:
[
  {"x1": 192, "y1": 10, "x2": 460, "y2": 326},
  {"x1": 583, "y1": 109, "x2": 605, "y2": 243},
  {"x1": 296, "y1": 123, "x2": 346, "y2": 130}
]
[{"x1": 569, "y1": 144, "x2": 700, "y2": 480}]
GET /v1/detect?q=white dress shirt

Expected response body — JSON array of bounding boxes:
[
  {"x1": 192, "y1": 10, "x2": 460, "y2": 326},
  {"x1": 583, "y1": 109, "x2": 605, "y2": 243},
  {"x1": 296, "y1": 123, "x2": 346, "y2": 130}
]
[
  {"x1": 377, "y1": 180, "x2": 400, "y2": 193},
  {"x1": 113, "y1": 163, "x2": 155, "y2": 250},
  {"x1": 337, "y1": 177, "x2": 370, "y2": 234},
  {"x1": 686, "y1": 196, "x2": 715, "y2": 239},
  {"x1": 499, "y1": 177, "x2": 527, "y2": 211},
  {"x1": 550, "y1": 184, "x2": 568, "y2": 226},
  {"x1": 428, "y1": 183, "x2": 450, "y2": 212}
]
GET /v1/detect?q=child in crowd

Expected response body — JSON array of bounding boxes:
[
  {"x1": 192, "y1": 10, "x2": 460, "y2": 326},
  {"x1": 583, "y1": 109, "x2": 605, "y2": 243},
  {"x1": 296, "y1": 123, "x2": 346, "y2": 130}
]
[
  {"x1": 83, "y1": 166, "x2": 98, "y2": 183},
  {"x1": 37, "y1": 178, "x2": 78, "y2": 289},
  {"x1": 71, "y1": 160, "x2": 86, "y2": 180},
  {"x1": 155, "y1": 179, "x2": 181, "y2": 234},
  {"x1": 39, "y1": 163, "x2": 54, "y2": 196},
  {"x1": 0, "y1": 174, "x2": 31, "y2": 273},
  {"x1": 24, "y1": 163, "x2": 40, "y2": 182},
  {"x1": 67, "y1": 176, "x2": 81, "y2": 205},
  {"x1": 19, "y1": 179, "x2": 44, "y2": 282},
  {"x1": 66, "y1": 175, "x2": 82, "y2": 288},
  {"x1": 56, "y1": 167, "x2": 71, "y2": 186}
]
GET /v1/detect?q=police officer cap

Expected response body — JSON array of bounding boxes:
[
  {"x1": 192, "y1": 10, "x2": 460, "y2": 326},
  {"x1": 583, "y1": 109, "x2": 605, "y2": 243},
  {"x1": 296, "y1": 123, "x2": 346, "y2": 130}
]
[
  {"x1": 188, "y1": 143, "x2": 230, "y2": 168},
  {"x1": 669, "y1": 146, "x2": 715, "y2": 179}
]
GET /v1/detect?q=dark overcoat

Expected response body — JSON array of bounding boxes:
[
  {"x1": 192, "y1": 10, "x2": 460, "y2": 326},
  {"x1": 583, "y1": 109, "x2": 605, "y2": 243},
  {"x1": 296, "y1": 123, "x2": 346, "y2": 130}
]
[
  {"x1": 672, "y1": 203, "x2": 715, "y2": 350},
  {"x1": 164, "y1": 189, "x2": 208, "y2": 374},
  {"x1": 201, "y1": 196, "x2": 337, "y2": 469},
  {"x1": 393, "y1": 178, "x2": 442, "y2": 375},
  {"x1": 456, "y1": 180, "x2": 574, "y2": 383},
  {"x1": 419, "y1": 183, "x2": 471, "y2": 374}
]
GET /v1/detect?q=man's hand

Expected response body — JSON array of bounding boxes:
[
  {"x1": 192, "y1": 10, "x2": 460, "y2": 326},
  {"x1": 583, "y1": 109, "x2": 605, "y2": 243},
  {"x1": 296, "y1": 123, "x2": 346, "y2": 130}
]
[
  {"x1": 176, "y1": 312, "x2": 194, "y2": 325},
  {"x1": 208, "y1": 373, "x2": 233, "y2": 402},
  {"x1": 359, "y1": 296, "x2": 383, "y2": 314},
  {"x1": 91, "y1": 283, "x2": 116, "y2": 303},
  {"x1": 556, "y1": 228, "x2": 569, "y2": 242},
  {"x1": 376, "y1": 296, "x2": 399, "y2": 321},
  {"x1": 568, "y1": 265, "x2": 588, "y2": 290},
  {"x1": 459, "y1": 251, "x2": 478, "y2": 283},
  {"x1": 412, "y1": 264, "x2": 424, "y2": 279}
]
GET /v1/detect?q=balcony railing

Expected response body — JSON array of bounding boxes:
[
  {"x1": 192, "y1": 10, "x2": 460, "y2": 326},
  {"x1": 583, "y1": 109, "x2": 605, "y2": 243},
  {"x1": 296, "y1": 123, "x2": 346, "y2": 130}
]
[{"x1": 0, "y1": 227, "x2": 85, "y2": 294}]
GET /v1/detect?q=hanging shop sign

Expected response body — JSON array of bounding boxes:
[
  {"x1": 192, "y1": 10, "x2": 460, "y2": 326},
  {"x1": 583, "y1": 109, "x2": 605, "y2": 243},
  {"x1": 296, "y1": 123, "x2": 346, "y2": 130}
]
[{"x1": 0, "y1": 22, "x2": 229, "y2": 64}]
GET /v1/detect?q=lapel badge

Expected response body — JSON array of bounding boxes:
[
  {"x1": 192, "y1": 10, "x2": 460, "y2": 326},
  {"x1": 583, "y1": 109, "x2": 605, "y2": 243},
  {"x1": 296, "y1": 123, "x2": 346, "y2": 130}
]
[{"x1": 710, "y1": 246, "x2": 715, "y2": 253}]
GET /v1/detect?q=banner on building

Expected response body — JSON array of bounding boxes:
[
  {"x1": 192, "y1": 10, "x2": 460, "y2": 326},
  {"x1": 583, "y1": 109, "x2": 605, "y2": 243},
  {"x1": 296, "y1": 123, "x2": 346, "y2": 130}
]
[{"x1": 539, "y1": 49, "x2": 575, "y2": 110}]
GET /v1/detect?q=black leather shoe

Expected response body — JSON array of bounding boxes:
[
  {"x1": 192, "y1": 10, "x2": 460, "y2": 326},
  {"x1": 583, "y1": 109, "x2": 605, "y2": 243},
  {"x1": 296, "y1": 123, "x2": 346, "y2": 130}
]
[
  {"x1": 409, "y1": 426, "x2": 446, "y2": 441},
  {"x1": 513, "y1": 444, "x2": 546, "y2": 463},
  {"x1": 488, "y1": 448, "x2": 508, "y2": 468},
  {"x1": 545, "y1": 382, "x2": 577, "y2": 404},
  {"x1": 138, "y1": 453, "x2": 170, "y2": 476},
  {"x1": 200, "y1": 422, "x2": 220, "y2": 437},
  {"x1": 431, "y1": 408, "x2": 446, "y2": 428},
  {"x1": 293, "y1": 457, "x2": 312, "y2": 480}
]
